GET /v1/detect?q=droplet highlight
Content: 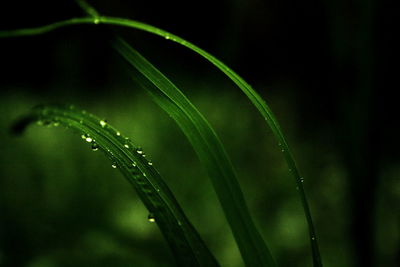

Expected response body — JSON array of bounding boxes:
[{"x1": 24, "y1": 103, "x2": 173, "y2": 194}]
[
  {"x1": 99, "y1": 120, "x2": 107, "y2": 128},
  {"x1": 148, "y1": 213, "x2": 156, "y2": 222},
  {"x1": 91, "y1": 143, "x2": 99, "y2": 151},
  {"x1": 81, "y1": 134, "x2": 93, "y2": 143}
]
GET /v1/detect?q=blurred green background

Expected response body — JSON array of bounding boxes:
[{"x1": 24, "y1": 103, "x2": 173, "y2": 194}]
[{"x1": 0, "y1": 0, "x2": 398, "y2": 266}]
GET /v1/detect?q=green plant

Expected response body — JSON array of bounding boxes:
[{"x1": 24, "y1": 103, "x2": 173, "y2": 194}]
[{"x1": 1, "y1": 1, "x2": 322, "y2": 266}]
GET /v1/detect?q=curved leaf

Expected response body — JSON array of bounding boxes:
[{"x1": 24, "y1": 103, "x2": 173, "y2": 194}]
[
  {"x1": 12, "y1": 104, "x2": 219, "y2": 267},
  {"x1": 114, "y1": 38, "x2": 276, "y2": 267}
]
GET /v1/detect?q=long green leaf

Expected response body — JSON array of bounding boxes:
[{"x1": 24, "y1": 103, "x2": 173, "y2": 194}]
[
  {"x1": 12, "y1": 104, "x2": 219, "y2": 267},
  {"x1": 114, "y1": 38, "x2": 277, "y2": 267},
  {"x1": 1, "y1": 2, "x2": 322, "y2": 265}
]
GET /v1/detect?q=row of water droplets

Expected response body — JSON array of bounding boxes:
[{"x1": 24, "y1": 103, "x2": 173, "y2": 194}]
[
  {"x1": 36, "y1": 107, "x2": 159, "y2": 223},
  {"x1": 95, "y1": 118, "x2": 159, "y2": 223}
]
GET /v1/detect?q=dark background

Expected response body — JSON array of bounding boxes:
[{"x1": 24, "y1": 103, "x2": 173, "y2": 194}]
[{"x1": 0, "y1": 0, "x2": 398, "y2": 266}]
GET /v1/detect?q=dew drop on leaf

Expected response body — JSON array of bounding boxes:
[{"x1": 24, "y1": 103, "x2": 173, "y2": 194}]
[
  {"x1": 148, "y1": 213, "x2": 156, "y2": 222},
  {"x1": 91, "y1": 143, "x2": 99, "y2": 151},
  {"x1": 81, "y1": 134, "x2": 93, "y2": 143},
  {"x1": 99, "y1": 120, "x2": 107, "y2": 128},
  {"x1": 124, "y1": 144, "x2": 129, "y2": 148},
  {"x1": 111, "y1": 163, "x2": 118, "y2": 169}
]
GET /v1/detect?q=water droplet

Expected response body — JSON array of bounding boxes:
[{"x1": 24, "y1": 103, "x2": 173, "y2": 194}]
[
  {"x1": 99, "y1": 120, "x2": 107, "y2": 128},
  {"x1": 53, "y1": 122, "x2": 60, "y2": 127},
  {"x1": 137, "y1": 149, "x2": 143, "y2": 155},
  {"x1": 86, "y1": 137, "x2": 93, "y2": 143},
  {"x1": 91, "y1": 143, "x2": 99, "y2": 151},
  {"x1": 116, "y1": 131, "x2": 121, "y2": 136},
  {"x1": 300, "y1": 177, "x2": 304, "y2": 183},
  {"x1": 94, "y1": 17, "x2": 100, "y2": 24},
  {"x1": 148, "y1": 161, "x2": 153, "y2": 166},
  {"x1": 132, "y1": 162, "x2": 137, "y2": 167},
  {"x1": 165, "y1": 35, "x2": 170, "y2": 40},
  {"x1": 148, "y1": 213, "x2": 156, "y2": 222},
  {"x1": 281, "y1": 149, "x2": 285, "y2": 152},
  {"x1": 311, "y1": 237, "x2": 315, "y2": 240},
  {"x1": 124, "y1": 144, "x2": 129, "y2": 148},
  {"x1": 111, "y1": 163, "x2": 117, "y2": 169}
]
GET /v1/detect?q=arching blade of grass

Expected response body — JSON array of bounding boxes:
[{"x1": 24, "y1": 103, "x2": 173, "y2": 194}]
[
  {"x1": 114, "y1": 38, "x2": 277, "y2": 267},
  {"x1": 1, "y1": 2, "x2": 322, "y2": 265},
  {"x1": 11, "y1": 104, "x2": 220, "y2": 267}
]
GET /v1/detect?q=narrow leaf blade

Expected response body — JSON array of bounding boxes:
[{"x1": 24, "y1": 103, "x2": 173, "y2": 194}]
[
  {"x1": 114, "y1": 38, "x2": 277, "y2": 267},
  {"x1": 12, "y1": 104, "x2": 219, "y2": 267}
]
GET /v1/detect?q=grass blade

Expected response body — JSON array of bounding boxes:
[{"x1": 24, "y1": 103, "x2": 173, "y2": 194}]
[
  {"x1": 114, "y1": 38, "x2": 277, "y2": 267},
  {"x1": 1, "y1": 2, "x2": 322, "y2": 264},
  {"x1": 12, "y1": 104, "x2": 219, "y2": 267}
]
